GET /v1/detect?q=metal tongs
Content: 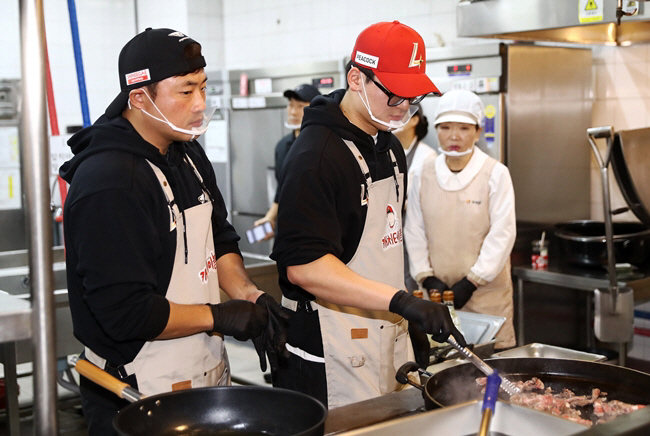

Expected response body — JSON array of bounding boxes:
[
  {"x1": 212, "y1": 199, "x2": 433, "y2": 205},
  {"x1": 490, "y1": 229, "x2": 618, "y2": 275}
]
[{"x1": 447, "y1": 337, "x2": 520, "y2": 396}]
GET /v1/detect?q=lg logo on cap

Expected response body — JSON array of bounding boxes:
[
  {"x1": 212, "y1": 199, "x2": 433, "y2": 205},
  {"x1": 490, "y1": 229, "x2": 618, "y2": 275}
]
[{"x1": 409, "y1": 43, "x2": 423, "y2": 68}]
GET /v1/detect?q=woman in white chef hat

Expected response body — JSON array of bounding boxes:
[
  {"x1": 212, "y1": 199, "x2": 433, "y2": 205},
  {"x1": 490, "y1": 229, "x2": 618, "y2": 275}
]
[{"x1": 403, "y1": 89, "x2": 516, "y2": 349}]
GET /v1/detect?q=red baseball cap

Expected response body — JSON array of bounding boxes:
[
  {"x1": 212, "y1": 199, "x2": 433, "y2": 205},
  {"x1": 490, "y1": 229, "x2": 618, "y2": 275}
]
[{"x1": 351, "y1": 21, "x2": 439, "y2": 98}]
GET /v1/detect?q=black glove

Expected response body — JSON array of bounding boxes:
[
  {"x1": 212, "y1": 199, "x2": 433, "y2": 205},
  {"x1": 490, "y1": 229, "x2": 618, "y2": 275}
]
[
  {"x1": 209, "y1": 300, "x2": 268, "y2": 341},
  {"x1": 451, "y1": 277, "x2": 477, "y2": 309},
  {"x1": 421, "y1": 276, "x2": 449, "y2": 294},
  {"x1": 389, "y1": 290, "x2": 467, "y2": 347},
  {"x1": 251, "y1": 293, "x2": 290, "y2": 372},
  {"x1": 408, "y1": 322, "x2": 430, "y2": 369}
]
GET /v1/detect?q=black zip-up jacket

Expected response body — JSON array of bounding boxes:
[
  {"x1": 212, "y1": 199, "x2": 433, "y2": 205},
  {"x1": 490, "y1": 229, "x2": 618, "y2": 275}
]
[
  {"x1": 59, "y1": 115, "x2": 240, "y2": 366},
  {"x1": 270, "y1": 89, "x2": 407, "y2": 303}
]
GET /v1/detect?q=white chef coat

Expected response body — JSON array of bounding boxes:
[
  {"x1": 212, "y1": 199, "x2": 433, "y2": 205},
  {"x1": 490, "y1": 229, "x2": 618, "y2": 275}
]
[{"x1": 404, "y1": 146, "x2": 516, "y2": 286}]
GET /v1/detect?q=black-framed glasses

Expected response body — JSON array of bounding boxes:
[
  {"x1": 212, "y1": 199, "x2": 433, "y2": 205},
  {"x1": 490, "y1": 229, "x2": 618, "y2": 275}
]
[{"x1": 359, "y1": 68, "x2": 428, "y2": 107}]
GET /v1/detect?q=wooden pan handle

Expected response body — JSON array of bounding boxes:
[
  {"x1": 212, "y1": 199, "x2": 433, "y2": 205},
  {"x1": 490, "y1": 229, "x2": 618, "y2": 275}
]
[{"x1": 75, "y1": 358, "x2": 133, "y2": 399}]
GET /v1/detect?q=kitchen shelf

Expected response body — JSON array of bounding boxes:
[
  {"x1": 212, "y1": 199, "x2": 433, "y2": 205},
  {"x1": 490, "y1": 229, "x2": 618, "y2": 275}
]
[
  {"x1": 513, "y1": 265, "x2": 650, "y2": 299},
  {"x1": 512, "y1": 263, "x2": 650, "y2": 367}
]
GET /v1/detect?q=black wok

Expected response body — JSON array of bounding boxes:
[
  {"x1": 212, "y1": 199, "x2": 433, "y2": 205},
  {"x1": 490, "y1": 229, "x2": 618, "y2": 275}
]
[
  {"x1": 75, "y1": 359, "x2": 326, "y2": 436},
  {"x1": 397, "y1": 358, "x2": 650, "y2": 423},
  {"x1": 554, "y1": 220, "x2": 650, "y2": 267}
]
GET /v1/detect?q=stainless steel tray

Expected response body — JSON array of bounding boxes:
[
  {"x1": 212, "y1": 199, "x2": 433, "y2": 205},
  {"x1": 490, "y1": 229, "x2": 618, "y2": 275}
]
[
  {"x1": 457, "y1": 311, "x2": 506, "y2": 344},
  {"x1": 493, "y1": 343, "x2": 607, "y2": 362}
]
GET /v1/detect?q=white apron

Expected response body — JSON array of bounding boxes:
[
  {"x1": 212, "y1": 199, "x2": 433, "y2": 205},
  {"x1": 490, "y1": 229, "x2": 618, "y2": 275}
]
[
  {"x1": 314, "y1": 140, "x2": 414, "y2": 409},
  {"x1": 85, "y1": 156, "x2": 229, "y2": 395},
  {"x1": 420, "y1": 156, "x2": 515, "y2": 348}
]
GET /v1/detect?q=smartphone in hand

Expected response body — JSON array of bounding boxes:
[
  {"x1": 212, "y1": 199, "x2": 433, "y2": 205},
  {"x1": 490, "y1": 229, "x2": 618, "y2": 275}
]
[{"x1": 246, "y1": 221, "x2": 273, "y2": 244}]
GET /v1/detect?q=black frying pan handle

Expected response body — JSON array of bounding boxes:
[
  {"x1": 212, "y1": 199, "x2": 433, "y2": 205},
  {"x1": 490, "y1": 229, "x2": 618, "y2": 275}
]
[{"x1": 395, "y1": 361, "x2": 428, "y2": 391}]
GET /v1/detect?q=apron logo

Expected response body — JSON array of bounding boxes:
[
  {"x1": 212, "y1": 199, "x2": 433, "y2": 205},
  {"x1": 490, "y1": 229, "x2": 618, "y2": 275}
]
[
  {"x1": 198, "y1": 249, "x2": 217, "y2": 284},
  {"x1": 465, "y1": 199, "x2": 482, "y2": 205},
  {"x1": 382, "y1": 204, "x2": 403, "y2": 251}
]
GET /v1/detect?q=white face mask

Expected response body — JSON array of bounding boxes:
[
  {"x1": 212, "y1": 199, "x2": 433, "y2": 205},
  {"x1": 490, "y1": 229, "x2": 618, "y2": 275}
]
[
  {"x1": 439, "y1": 146, "x2": 475, "y2": 157},
  {"x1": 284, "y1": 121, "x2": 301, "y2": 130},
  {"x1": 133, "y1": 90, "x2": 218, "y2": 140},
  {"x1": 357, "y1": 79, "x2": 419, "y2": 132}
]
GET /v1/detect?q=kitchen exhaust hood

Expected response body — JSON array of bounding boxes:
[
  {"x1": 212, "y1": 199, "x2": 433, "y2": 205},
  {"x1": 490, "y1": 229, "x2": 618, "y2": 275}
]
[{"x1": 458, "y1": 0, "x2": 650, "y2": 46}]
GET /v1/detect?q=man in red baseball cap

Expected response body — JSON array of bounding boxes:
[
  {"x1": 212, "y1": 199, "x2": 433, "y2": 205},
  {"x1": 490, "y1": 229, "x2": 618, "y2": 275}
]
[{"x1": 271, "y1": 21, "x2": 465, "y2": 409}]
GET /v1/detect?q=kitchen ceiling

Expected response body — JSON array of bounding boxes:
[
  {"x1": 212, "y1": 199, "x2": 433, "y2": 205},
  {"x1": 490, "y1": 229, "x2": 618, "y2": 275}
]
[{"x1": 457, "y1": 0, "x2": 650, "y2": 46}]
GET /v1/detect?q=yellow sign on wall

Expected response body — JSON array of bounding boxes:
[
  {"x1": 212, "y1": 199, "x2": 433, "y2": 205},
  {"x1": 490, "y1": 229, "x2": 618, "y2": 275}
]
[{"x1": 579, "y1": 0, "x2": 603, "y2": 23}]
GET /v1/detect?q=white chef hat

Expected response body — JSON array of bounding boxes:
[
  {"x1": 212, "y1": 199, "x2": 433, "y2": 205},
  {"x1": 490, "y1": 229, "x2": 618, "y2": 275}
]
[{"x1": 433, "y1": 89, "x2": 484, "y2": 127}]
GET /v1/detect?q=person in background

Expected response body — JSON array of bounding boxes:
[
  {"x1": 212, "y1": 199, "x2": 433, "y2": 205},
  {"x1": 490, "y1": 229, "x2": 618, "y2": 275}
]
[
  {"x1": 404, "y1": 89, "x2": 516, "y2": 349},
  {"x1": 254, "y1": 84, "x2": 321, "y2": 238},
  {"x1": 393, "y1": 104, "x2": 437, "y2": 293},
  {"x1": 59, "y1": 28, "x2": 287, "y2": 435},
  {"x1": 271, "y1": 21, "x2": 466, "y2": 409}
]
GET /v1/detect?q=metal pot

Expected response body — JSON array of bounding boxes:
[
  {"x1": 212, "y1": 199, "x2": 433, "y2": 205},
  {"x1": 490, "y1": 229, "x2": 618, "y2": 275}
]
[
  {"x1": 396, "y1": 358, "x2": 650, "y2": 423},
  {"x1": 554, "y1": 220, "x2": 650, "y2": 267},
  {"x1": 75, "y1": 359, "x2": 327, "y2": 436}
]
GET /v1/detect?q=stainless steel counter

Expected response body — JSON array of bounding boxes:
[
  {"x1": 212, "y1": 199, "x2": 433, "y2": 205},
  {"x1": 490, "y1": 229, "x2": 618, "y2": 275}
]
[
  {"x1": 512, "y1": 264, "x2": 650, "y2": 353},
  {"x1": 324, "y1": 383, "x2": 650, "y2": 436},
  {"x1": 512, "y1": 264, "x2": 650, "y2": 298},
  {"x1": 325, "y1": 388, "x2": 424, "y2": 435}
]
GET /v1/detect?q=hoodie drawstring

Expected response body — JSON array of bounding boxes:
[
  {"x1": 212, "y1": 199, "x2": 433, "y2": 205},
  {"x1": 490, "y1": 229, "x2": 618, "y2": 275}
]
[
  {"x1": 181, "y1": 209, "x2": 188, "y2": 264},
  {"x1": 392, "y1": 160, "x2": 400, "y2": 203}
]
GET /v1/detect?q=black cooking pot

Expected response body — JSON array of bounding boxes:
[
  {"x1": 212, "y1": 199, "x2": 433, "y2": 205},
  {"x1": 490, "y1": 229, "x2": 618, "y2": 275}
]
[
  {"x1": 554, "y1": 220, "x2": 650, "y2": 267},
  {"x1": 396, "y1": 358, "x2": 650, "y2": 424},
  {"x1": 75, "y1": 359, "x2": 326, "y2": 436}
]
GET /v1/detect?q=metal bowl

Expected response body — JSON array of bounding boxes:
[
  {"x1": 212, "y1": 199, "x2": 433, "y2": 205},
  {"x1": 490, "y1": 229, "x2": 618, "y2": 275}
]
[{"x1": 554, "y1": 220, "x2": 650, "y2": 267}]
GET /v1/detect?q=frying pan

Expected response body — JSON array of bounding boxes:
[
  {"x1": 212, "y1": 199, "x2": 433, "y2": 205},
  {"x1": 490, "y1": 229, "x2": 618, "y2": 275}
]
[
  {"x1": 75, "y1": 358, "x2": 326, "y2": 436},
  {"x1": 396, "y1": 358, "x2": 650, "y2": 423}
]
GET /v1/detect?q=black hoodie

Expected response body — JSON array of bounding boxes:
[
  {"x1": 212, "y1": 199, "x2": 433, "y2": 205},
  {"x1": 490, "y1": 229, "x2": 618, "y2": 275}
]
[
  {"x1": 270, "y1": 89, "x2": 407, "y2": 303},
  {"x1": 60, "y1": 115, "x2": 240, "y2": 367}
]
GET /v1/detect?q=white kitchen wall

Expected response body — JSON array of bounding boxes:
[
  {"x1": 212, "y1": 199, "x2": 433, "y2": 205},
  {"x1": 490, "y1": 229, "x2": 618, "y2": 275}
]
[
  {"x1": 591, "y1": 44, "x2": 650, "y2": 223},
  {"x1": 0, "y1": 0, "x2": 222, "y2": 132},
  {"x1": 221, "y1": 0, "x2": 462, "y2": 69}
]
